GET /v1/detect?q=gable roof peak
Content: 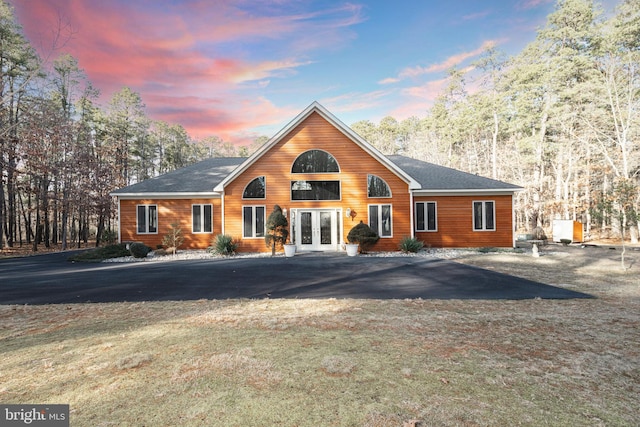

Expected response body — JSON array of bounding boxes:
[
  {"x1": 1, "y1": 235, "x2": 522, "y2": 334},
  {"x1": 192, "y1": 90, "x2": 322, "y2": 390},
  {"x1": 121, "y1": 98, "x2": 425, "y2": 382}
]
[{"x1": 214, "y1": 102, "x2": 420, "y2": 192}]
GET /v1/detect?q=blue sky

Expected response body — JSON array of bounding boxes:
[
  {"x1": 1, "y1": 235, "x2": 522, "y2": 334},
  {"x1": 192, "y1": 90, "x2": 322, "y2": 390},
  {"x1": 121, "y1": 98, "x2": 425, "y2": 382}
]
[{"x1": 10, "y1": 0, "x2": 619, "y2": 144}]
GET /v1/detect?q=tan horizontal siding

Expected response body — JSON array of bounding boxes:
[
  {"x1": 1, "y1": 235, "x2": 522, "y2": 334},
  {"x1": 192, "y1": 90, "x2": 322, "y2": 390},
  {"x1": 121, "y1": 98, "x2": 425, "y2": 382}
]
[
  {"x1": 119, "y1": 198, "x2": 221, "y2": 249},
  {"x1": 414, "y1": 195, "x2": 514, "y2": 248},
  {"x1": 225, "y1": 111, "x2": 411, "y2": 253}
]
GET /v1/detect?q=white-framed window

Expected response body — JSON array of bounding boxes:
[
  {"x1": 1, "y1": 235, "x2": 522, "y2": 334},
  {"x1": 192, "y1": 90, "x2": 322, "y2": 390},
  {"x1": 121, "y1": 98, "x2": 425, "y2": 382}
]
[
  {"x1": 415, "y1": 201, "x2": 437, "y2": 231},
  {"x1": 291, "y1": 180, "x2": 341, "y2": 200},
  {"x1": 473, "y1": 201, "x2": 495, "y2": 231},
  {"x1": 291, "y1": 150, "x2": 340, "y2": 173},
  {"x1": 367, "y1": 175, "x2": 391, "y2": 198},
  {"x1": 243, "y1": 205, "x2": 266, "y2": 238},
  {"x1": 369, "y1": 204, "x2": 392, "y2": 237},
  {"x1": 136, "y1": 204, "x2": 157, "y2": 234},
  {"x1": 192, "y1": 204, "x2": 213, "y2": 233},
  {"x1": 243, "y1": 176, "x2": 266, "y2": 199}
]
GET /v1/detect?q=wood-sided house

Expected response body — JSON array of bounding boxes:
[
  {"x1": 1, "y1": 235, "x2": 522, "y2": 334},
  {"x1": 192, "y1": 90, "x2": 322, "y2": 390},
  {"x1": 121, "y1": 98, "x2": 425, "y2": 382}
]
[{"x1": 111, "y1": 102, "x2": 522, "y2": 253}]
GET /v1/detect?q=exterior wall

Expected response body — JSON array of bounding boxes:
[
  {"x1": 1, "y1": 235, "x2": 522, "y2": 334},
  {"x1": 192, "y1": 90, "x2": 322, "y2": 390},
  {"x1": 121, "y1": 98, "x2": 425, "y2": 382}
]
[
  {"x1": 119, "y1": 198, "x2": 221, "y2": 249},
  {"x1": 224, "y1": 111, "x2": 411, "y2": 253},
  {"x1": 414, "y1": 194, "x2": 514, "y2": 248}
]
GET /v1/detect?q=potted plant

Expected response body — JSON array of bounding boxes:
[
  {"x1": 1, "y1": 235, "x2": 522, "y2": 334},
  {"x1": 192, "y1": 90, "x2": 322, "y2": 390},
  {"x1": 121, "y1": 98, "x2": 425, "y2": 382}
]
[
  {"x1": 346, "y1": 221, "x2": 380, "y2": 255},
  {"x1": 283, "y1": 240, "x2": 296, "y2": 257},
  {"x1": 265, "y1": 205, "x2": 289, "y2": 256},
  {"x1": 345, "y1": 241, "x2": 359, "y2": 256}
]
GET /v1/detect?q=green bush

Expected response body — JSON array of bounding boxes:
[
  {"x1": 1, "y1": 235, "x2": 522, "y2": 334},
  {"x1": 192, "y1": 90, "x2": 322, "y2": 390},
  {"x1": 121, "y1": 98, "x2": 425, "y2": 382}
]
[
  {"x1": 100, "y1": 229, "x2": 118, "y2": 246},
  {"x1": 399, "y1": 236, "x2": 424, "y2": 253},
  {"x1": 129, "y1": 242, "x2": 151, "y2": 258},
  {"x1": 265, "y1": 205, "x2": 289, "y2": 256},
  {"x1": 347, "y1": 221, "x2": 379, "y2": 253},
  {"x1": 209, "y1": 234, "x2": 237, "y2": 256},
  {"x1": 68, "y1": 244, "x2": 130, "y2": 262},
  {"x1": 478, "y1": 247, "x2": 498, "y2": 253}
]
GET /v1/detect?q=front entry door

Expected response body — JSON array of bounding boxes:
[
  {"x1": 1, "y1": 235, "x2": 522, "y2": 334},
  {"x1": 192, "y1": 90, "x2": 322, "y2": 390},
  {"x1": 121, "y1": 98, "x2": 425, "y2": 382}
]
[{"x1": 297, "y1": 210, "x2": 338, "y2": 251}]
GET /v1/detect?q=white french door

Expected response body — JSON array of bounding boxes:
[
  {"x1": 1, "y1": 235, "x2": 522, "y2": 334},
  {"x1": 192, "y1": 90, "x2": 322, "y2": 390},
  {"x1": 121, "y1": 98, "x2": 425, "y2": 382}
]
[{"x1": 294, "y1": 209, "x2": 339, "y2": 251}]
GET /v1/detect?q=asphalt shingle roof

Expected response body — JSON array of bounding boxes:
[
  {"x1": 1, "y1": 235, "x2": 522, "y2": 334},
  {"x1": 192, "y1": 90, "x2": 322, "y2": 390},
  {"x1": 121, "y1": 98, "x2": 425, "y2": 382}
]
[
  {"x1": 111, "y1": 154, "x2": 521, "y2": 196},
  {"x1": 110, "y1": 157, "x2": 245, "y2": 194},
  {"x1": 388, "y1": 155, "x2": 522, "y2": 191}
]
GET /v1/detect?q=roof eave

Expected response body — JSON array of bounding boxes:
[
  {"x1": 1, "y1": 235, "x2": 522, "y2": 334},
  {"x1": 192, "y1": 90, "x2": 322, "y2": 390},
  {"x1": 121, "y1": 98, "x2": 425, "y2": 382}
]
[
  {"x1": 111, "y1": 192, "x2": 222, "y2": 199},
  {"x1": 412, "y1": 187, "x2": 524, "y2": 196}
]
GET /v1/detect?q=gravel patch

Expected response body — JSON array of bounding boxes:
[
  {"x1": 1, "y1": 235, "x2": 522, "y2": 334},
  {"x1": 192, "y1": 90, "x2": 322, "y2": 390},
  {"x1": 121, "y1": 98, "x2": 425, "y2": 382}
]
[{"x1": 103, "y1": 248, "x2": 483, "y2": 263}]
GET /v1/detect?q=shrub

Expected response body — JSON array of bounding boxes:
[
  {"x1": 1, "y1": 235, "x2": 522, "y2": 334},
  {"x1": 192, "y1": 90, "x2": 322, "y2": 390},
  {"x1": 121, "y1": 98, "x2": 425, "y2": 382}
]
[
  {"x1": 162, "y1": 222, "x2": 184, "y2": 255},
  {"x1": 560, "y1": 238, "x2": 572, "y2": 246},
  {"x1": 154, "y1": 248, "x2": 169, "y2": 256},
  {"x1": 129, "y1": 242, "x2": 151, "y2": 258},
  {"x1": 100, "y1": 229, "x2": 118, "y2": 246},
  {"x1": 399, "y1": 236, "x2": 424, "y2": 253},
  {"x1": 68, "y1": 244, "x2": 130, "y2": 262},
  {"x1": 347, "y1": 221, "x2": 379, "y2": 253},
  {"x1": 209, "y1": 234, "x2": 237, "y2": 256},
  {"x1": 265, "y1": 205, "x2": 289, "y2": 256},
  {"x1": 478, "y1": 247, "x2": 498, "y2": 253}
]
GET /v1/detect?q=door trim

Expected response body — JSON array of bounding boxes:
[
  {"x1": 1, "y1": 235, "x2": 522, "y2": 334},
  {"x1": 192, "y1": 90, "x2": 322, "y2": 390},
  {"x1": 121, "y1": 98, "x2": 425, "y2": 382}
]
[{"x1": 291, "y1": 208, "x2": 342, "y2": 252}]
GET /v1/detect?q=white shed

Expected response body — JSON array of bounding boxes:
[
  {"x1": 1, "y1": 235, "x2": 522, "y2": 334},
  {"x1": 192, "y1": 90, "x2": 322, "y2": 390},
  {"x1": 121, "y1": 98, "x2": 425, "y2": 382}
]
[{"x1": 552, "y1": 220, "x2": 584, "y2": 243}]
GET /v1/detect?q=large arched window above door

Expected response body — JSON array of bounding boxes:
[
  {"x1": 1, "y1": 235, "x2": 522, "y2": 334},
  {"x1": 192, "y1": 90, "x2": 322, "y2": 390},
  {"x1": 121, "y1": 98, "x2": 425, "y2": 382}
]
[
  {"x1": 291, "y1": 150, "x2": 339, "y2": 173},
  {"x1": 243, "y1": 176, "x2": 266, "y2": 199},
  {"x1": 367, "y1": 174, "x2": 391, "y2": 198}
]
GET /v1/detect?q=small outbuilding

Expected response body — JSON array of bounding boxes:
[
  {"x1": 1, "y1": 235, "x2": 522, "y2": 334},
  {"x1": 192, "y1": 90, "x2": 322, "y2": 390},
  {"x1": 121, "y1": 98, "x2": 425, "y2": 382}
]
[{"x1": 552, "y1": 220, "x2": 584, "y2": 243}]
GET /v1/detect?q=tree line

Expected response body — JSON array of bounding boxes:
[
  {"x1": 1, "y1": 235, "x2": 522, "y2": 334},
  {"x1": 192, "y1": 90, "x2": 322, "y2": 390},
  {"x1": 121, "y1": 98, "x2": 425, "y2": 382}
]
[
  {"x1": 0, "y1": 1, "x2": 255, "y2": 251},
  {"x1": 354, "y1": 0, "x2": 639, "y2": 242},
  {"x1": 1, "y1": 0, "x2": 638, "y2": 251}
]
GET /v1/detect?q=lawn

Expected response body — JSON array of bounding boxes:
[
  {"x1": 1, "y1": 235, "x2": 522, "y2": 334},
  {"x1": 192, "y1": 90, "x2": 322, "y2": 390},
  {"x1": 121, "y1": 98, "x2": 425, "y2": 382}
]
[{"x1": 1, "y1": 244, "x2": 638, "y2": 426}]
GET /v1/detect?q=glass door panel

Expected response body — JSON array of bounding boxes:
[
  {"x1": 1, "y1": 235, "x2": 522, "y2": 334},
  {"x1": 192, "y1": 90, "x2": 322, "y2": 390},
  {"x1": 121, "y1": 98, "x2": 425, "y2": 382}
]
[{"x1": 300, "y1": 212, "x2": 312, "y2": 245}]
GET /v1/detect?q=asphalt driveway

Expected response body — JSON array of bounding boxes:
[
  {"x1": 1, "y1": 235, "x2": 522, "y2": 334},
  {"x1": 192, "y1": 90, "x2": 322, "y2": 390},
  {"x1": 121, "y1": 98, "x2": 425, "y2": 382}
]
[{"x1": 0, "y1": 251, "x2": 592, "y2": 305}]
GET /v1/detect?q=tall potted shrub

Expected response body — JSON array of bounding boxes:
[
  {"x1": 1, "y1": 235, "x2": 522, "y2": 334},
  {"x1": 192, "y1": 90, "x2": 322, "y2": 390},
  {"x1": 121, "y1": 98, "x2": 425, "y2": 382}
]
[
  {"x1": 346, "y1": 221, "x2": 379, "y2": 255},
  {"x1": 265, "y1": 205, "x2": 289, "y2": 256}
]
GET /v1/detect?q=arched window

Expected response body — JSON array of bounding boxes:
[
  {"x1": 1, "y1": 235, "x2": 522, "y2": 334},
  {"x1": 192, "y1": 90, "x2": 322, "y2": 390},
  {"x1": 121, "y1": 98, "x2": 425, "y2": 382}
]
[
  {"x1": 367, "y1": 175, "x2": 391, "y2": 198},
  {"x1": 291, "y1": 150, "x2": 339, "y2": 173},
  {"x1": 243, "y1": 176, "x2": 265, "y2": 199}
]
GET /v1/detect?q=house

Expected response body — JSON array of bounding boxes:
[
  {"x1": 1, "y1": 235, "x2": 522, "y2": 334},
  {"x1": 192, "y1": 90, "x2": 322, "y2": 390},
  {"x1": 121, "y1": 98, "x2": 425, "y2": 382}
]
[{"x1": 111, "y1": 102, "x2": 522, "y2": 253}]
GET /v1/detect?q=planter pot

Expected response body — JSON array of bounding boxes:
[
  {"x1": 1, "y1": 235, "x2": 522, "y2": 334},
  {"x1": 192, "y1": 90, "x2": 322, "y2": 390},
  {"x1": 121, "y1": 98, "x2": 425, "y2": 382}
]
[
  {"x1": 345, "y1": 243, "x2": 359, "y2": 256},
  {"x1": 284, "y1": 244, "x2": 296, "y2": 257}
]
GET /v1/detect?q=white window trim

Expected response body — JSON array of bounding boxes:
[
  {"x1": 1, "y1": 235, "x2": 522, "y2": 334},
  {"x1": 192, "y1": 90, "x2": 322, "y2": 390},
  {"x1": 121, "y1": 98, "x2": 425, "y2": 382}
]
[
  {"x1": 136, "y1": 204, "x2": 158, "y2": 234},
  {"x1": 415, "y1": 201, "x2": 438, "y2": 232},
  {"x1": 473, "y1": 200, "x2": 496, "y2": 231},
  {"x1": 242, "y1": 176, "x2": 267, "y2": 200},
  {"x1": 290, "y1": 149, "x2": 341, "y2": 174},
  {"x1": 368, "y1": 204, "x2": 393, "y2": 238},
  {"x1": 192, "y1": 204, "x2": 213, "y2": 234},
  {"x1": 242, "y1": 205, "x2": 266, "y2": 238},
  {"x1": 367, "y1": 174, "x2": 392, "y2": 198},
  {"x1": 290, "y1": 180, "x2": 342, "y2": 202}
]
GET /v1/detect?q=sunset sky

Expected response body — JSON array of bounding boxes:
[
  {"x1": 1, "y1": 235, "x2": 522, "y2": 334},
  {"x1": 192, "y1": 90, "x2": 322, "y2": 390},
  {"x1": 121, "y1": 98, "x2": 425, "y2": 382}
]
[{"x1": 9, "y1": 0, "x2": 618, "y2": 145}]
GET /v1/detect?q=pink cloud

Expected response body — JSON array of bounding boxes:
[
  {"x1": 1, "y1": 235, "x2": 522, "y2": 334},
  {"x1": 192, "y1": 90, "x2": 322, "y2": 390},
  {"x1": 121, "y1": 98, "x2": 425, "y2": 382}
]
[
  {"x1": 401, "y1": 40, "x2": 498, "y2": 80},
  {"x1": 9, "y1": 0, "x2": 364, "y2": 144},
  {"x1": 378, "y1": 40, "x2": 499, "y2": 86}
]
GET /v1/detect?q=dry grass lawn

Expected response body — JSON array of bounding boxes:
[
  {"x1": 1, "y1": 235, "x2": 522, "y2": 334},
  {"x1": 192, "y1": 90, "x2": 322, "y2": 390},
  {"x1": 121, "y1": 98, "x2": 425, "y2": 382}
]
[{"x1": 1, "y1": 243, "x2": 638, "y2": 426}]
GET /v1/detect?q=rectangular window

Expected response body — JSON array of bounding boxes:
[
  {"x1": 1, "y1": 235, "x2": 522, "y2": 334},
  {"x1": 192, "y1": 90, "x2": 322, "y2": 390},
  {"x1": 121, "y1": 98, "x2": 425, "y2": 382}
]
[
  {"x1": 192, "y1": 204, "x2": 212, "y2": 233},
  {"x1": 243, "y1": 206, "x2": 265, "y2": 238},
  {"x1": 473, "y1": 201, "x2": 495, "y2": 231},
  {"x1": 291, "y1": 180, "x2": 340, "y2": 200},
  {"x1": 369, "y1": 204, "x2": 392, "y2": 237},
  {"x1": 136, "y1": 205, "x2": 157, "y2": 234},
  {"x1": 415, "y1": 202, "x2": 437, "y2": 231}
]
